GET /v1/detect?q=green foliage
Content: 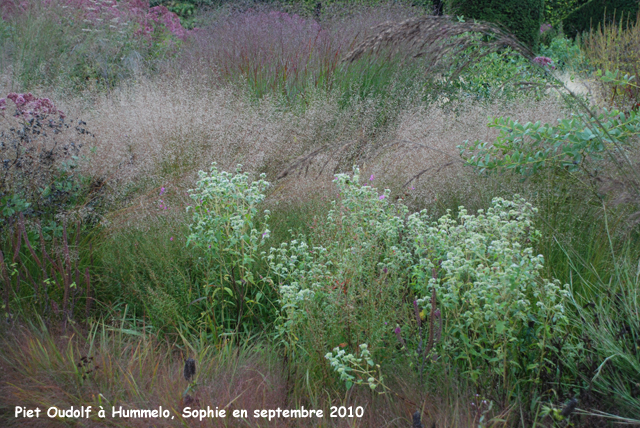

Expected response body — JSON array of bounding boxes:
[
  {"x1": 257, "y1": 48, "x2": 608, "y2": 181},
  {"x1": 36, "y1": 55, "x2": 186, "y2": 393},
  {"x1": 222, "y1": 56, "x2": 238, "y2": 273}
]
[
  {"x1": 325, "y1": 343, "x2": 383, "y2": 391},
  {"x1": 271, "y1": 168, "x2": 569, "y2": 398},
  {"x1": 545, "y1": 0, "x2": 585, "y2": 26},
  {"x1": 429, "y1": 47, "x2": 550, "y2": 106},
  {"x1": 459, "y1": 108, "x2": 640, "y2": 177},
  {"x1": 539, "y1": 35, "x2": 590, "y2": 72},
  {"x1": 445, "y1": 0, "x2": 544, "y2": 48},
  {"x1": 96, "y1": 219, "x2": 206, "y2": 333},
  {"x1": 187, "y1": 164, "x2": 272, "y2": 335},
  {"x1": 564, "y1": 236, "x2": 640, "y2": 420},
  {"x1": 563, "y1": 0, "x2": 639, "y2": 38},
  {"x1": 151, "y1": 1, "x2": 198, "y2": 29}
]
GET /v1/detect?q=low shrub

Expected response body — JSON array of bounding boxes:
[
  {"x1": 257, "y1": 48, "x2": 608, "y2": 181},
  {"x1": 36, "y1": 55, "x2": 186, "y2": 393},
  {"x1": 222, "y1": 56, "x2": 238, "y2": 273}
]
[{"x1": 269, "y1": 168, "x2": 411, "y2": 375}]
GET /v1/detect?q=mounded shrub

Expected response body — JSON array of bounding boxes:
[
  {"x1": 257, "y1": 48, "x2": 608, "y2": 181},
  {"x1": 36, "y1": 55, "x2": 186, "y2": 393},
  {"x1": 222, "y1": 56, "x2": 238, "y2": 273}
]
[{"x1": 445, "y1": 0, "x2": 544, "y2": 49}]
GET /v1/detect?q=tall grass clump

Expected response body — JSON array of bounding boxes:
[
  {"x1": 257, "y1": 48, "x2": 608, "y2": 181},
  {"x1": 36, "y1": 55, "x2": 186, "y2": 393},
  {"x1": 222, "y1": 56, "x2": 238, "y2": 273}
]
[
  {"x1": 184, "y1": 3, "x2": 428, "y2": 108},
  {"x1": 584, "y1": 12, "x2": 640, "y2": 110},
  {"x1": 95, "y1": 215, "x2": 206, "y2": 334}
]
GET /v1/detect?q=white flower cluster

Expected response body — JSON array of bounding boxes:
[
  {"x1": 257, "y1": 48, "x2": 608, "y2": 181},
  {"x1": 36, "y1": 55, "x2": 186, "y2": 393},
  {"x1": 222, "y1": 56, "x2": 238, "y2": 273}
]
[
  {"x1": 187, "y1": 163, "x2": 270, "y2": 255},
  {"x1": 409, "y1": 196, "x2": 569, "y2": 380},
  {"x1": 325, "y1": 344, "x2": 378, "y2": 390}
]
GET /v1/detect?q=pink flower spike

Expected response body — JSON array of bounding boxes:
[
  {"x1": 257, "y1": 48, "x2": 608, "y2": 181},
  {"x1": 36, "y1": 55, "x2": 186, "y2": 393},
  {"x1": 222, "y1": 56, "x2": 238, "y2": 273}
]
[
  {"x1": 160, "y1": 187, "x2": 166, "y2": 195},
  {"x1": 369, "y1": 174, "x2": 374, "y2": 181},
  {"x1": 170, "y1": 237, "x2": 174, "y2": 241}
]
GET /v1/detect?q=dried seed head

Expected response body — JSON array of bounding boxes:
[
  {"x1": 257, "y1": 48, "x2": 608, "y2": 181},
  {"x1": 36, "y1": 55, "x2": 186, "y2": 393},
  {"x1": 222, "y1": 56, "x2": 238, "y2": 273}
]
[
  {"x1": 412, "y1": 410, "x2": 423, "y2": 428},
  {"x1": 184, "y1": 358, "x2": 196, "y2": 382},
  {"x1": 560, "y1": 398, "x2": 578, "y2": 418}
]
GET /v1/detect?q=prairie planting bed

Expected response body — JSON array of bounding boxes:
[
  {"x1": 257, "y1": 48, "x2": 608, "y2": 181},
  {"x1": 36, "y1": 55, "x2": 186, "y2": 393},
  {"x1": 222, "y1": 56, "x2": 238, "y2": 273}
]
[{"x1": 0, "y1": 1, "x2": 639, "y2": 427}]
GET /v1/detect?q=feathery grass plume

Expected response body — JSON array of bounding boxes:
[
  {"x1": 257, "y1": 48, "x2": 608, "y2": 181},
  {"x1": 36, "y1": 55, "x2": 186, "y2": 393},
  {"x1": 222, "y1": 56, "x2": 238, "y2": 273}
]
[
  {"x1": 277, "y1": 14, "x2": 534, "y2": 180},
  {"x1": 342, "y1": 15, "x2": 532, "y2": 71}
]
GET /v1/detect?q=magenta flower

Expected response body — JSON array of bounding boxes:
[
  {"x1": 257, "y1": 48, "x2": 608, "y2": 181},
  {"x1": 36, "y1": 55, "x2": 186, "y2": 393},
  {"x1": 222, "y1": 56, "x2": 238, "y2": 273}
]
[
  {"x1": 160, "y1": 187, "x2": 166, "y2": 195},
  {"x1": 533, "y1": 56, "x2": 555, "y2": 69},
  {"x1": 379, "y1": 195, "x2": 385, "y2": 200},
  {"x1": 5, "y1": 92, "x2": 65, "y2": 119},
  {"x1": 170, "y1": 237, "x2": 173, "y2": 241},
  {"x1": 540, "y1": 23, "x2": 553, "y2": 34},
  {"x1": 369, "y1": 174, "x2": 374, "y2": 181}
]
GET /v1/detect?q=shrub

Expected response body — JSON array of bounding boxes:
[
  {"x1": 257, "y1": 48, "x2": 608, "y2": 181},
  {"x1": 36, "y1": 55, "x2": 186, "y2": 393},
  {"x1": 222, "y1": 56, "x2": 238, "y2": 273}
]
[
  {"x1": 430, "y1": 47, "x2": 550, "y2": 106},
  {"x1": 563, "y1": 0, "x2": 639, "y2": 39},
  {"x1": 445, "y1": 0, "x2": 544, "y2": 49},
  {"x1": 458, "y1": 108, "x2": 640, "y2": 178},
  {"x1": 272, "y1": 168, "x2": 570, "y2": 398},
  {"x1": 539, "y1": 34, "x2": 589, "y2": 72}
]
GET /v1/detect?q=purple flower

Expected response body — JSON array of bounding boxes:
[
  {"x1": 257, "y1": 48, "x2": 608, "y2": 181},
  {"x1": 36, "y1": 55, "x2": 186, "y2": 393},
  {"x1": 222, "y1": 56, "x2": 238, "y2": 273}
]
[
  {"x1": 413, "y1": 300, "x2": 421, "y2": 328},
  {"x1": 383, "y1": 267, "x2": 388, "y2": 274},
  {"x1": 369, "y1": 174, "x2": 374, "y2": 181},
  {"x1": 379, "y1": 195, "x2": 385, "y2": 200},
  {"x1": 540, "y1": 23, "x2": 553, "y2": 34},
  {"x1": 170, "y1": 237, "x2": 174, "y2": 241},
  {"x1": 160, "y1": 187, "x2": 166, "y2": 196}
]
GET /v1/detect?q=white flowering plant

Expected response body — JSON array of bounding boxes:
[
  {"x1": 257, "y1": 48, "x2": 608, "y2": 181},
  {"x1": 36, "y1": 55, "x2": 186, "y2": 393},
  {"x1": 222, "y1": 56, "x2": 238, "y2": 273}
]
[
  {"x1": 324, "y1": 344, "x2": 385, "y2": 391},
  {"x1": 408, "y1": 196, "x2": 570, "y2": 389},
  {"x1": 268, "y1": 167, "x2": 412, "y2": 369},
  {"x1": 187, "y1": 164, "x2": 272, "y2": 335},
  {"x1": 269, "y1": 167, "x2": 571, "y2": 396}
]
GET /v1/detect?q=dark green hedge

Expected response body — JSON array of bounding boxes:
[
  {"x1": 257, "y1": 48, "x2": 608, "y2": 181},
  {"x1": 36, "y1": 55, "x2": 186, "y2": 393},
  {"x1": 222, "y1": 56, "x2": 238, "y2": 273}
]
[
  {"x1": 445, "y1": 0, "x2": 545, "y2": 49},
  {"x1": 562, "y1": 0, "x2": 639, "y2": 38}
]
